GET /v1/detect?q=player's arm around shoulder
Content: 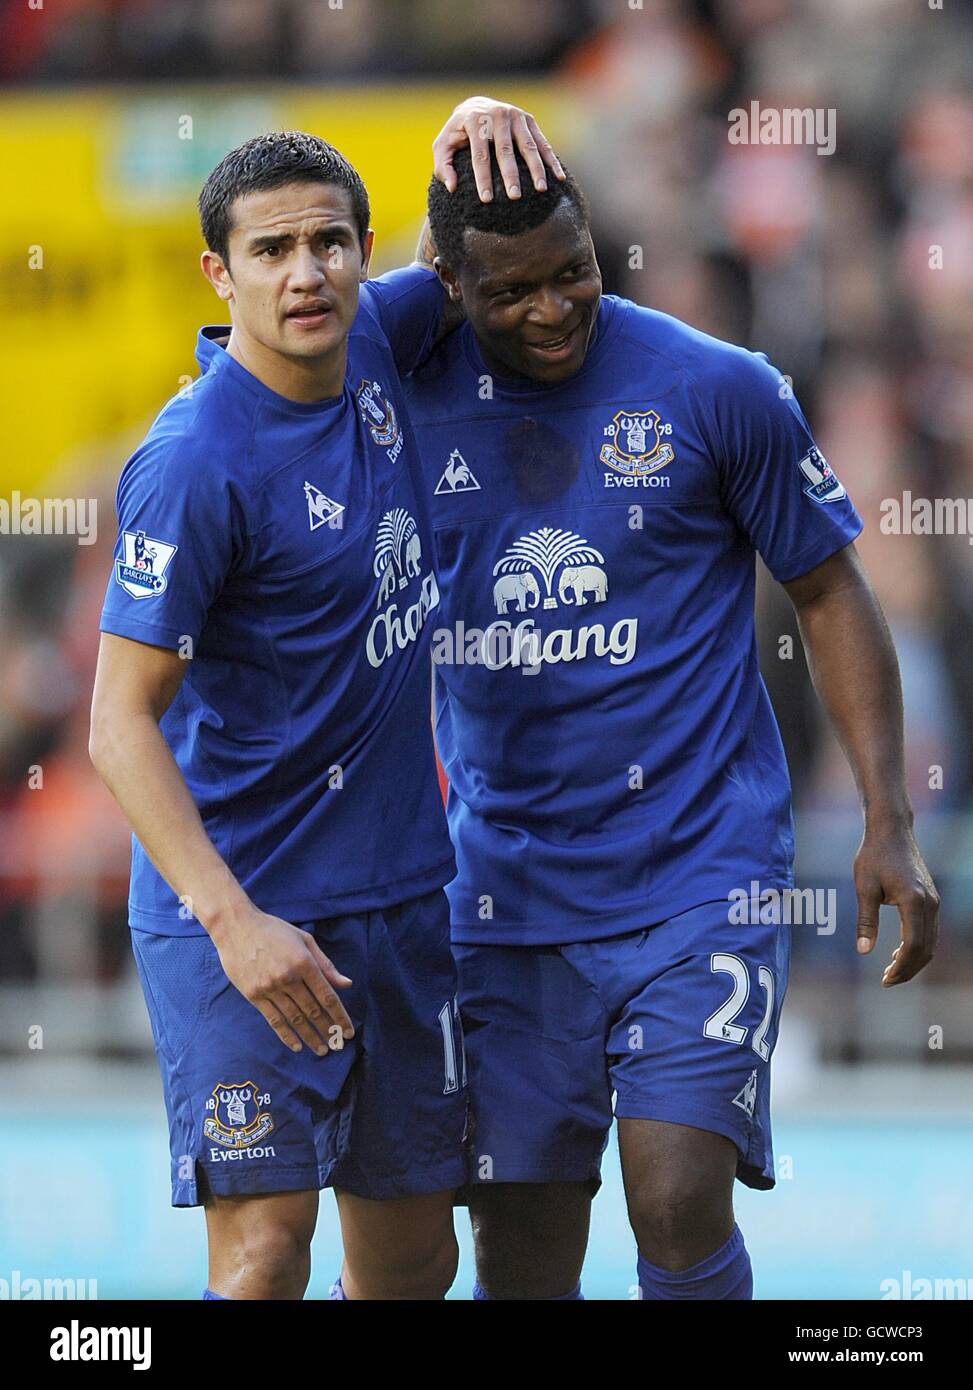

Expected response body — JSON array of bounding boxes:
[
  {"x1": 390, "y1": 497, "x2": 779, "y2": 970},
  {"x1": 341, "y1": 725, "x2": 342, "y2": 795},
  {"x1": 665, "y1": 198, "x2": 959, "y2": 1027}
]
[{"x1": 782, "y1": 542, "x2": 940, "y2": 987}]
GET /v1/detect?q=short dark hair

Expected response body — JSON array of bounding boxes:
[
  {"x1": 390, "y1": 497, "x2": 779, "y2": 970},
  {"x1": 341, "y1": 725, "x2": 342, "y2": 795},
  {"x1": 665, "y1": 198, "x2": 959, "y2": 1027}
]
[
  {"x1": 198, "y1": 130, "x2": 370, "y2": 265},
  {"x1": 427, "y1": 145, "x2": 588, "y2": 271}
]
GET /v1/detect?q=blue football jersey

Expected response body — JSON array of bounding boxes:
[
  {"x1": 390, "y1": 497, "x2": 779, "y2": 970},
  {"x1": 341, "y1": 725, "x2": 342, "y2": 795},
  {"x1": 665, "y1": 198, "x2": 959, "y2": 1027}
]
[
  {"x1": 405, "y1": 282, "x2": 863, "y2": 946},
  {"x1": 100, "y1": 268, "x2": 455, "y2": 934}
]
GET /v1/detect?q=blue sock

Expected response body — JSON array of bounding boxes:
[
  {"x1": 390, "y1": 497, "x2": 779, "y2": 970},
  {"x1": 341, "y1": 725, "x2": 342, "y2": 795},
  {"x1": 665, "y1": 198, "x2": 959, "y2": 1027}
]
[
  {"x1": 203, "y1": 1289, "x2": 228, "y2": 1300},
  {"x1": 637, "y1": 1224, "x2": 752, "y2": 1300},
  {"x1": 329, "y1": 1277, "x2": 347, "y2": 1300},
  {"x1": 473, "y1": 1280, "x2": 583, "y2": 1300}
]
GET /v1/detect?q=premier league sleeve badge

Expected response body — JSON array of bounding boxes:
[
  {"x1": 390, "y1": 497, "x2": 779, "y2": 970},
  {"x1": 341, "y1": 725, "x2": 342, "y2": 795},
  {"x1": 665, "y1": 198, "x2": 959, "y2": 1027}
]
[{"x1": 114, "y1": 529, "x2": 179, "y2": 599}]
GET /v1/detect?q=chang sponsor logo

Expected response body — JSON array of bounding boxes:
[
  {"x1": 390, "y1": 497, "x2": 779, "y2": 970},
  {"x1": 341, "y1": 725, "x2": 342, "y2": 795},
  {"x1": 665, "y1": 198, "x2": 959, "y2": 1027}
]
[
  {"x1": 432, "y1": 616, "x2": 637, "y2": 671},
  {"x1": 434, "y1": 525, "x2": 638, "y2": 672},
  {"x1": 492, "y1": 525, "x2": 608, "y2": 613},
  {"x1": 366, "y1": 508, "x2": 439, "y2": 667}
]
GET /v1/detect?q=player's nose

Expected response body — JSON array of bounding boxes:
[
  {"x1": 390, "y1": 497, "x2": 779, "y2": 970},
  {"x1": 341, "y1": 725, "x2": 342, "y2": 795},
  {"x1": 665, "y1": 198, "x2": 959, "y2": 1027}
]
[
  {"x1": 526, "y1": 285, "x2": 573, "y2": 328},
  {"x1": 286, "y1": 243, "x2": 329, "y2": 293}
]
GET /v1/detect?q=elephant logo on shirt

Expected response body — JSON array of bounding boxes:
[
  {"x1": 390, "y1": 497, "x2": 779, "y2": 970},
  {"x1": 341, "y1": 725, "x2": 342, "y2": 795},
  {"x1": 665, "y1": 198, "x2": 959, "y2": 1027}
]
[
  {"x1": 367, "y1": 508, "x2": 439, "y2": 667},
  {"x1": 374, "y1": 507, "x2": 420, "y2": 601},
  {"x1": 377, "y1": 561, "x2": 397, "y2": 605},
  {"x1": 404, "y1": 532, "x2": 422, "y2": 578},
  {"x1": 493, "y1": 572, "x2": 540, "y2": 614},
  {"x1": 458, "y1": 525, "x2": 637, "y2": 671},
  {"x1": 558, "y1": 564, "x2": 608, "y2": 605},
  {"x1": 492, "y1": 526, "x2": 607, "y2": 613}
]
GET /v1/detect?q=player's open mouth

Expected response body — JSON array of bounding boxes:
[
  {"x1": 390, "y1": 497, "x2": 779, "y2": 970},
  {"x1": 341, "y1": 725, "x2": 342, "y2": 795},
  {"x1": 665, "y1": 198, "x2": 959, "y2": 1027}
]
[
  {"x1": 286, "y1": 302, "x2": 332, "y2": 328},
  {"x1": 523, "y1": 320, "x2": 583, "y2": 362}
]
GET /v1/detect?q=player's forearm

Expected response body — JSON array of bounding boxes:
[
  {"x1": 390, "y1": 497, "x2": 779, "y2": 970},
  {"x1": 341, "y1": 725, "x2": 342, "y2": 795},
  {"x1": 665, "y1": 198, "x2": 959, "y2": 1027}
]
[
  {"x1": 793, "y1": 578, "x2": 913, "y2": 829},
  {"x1": 90, "y1": 711, "x2": 251, "y2": 936}
]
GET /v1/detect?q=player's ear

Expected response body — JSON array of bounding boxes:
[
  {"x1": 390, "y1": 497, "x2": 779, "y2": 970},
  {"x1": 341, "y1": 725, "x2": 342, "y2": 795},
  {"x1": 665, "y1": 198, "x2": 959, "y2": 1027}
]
[
  {"x1": 201, "y1": 250, "x2": 233, "y2": 302},
  {"x1": 358, "y1": 229, "x2": 375, "y2": 282},
  {"x1": 434, "y1": 257, "x2": 462, "y2": 304}
]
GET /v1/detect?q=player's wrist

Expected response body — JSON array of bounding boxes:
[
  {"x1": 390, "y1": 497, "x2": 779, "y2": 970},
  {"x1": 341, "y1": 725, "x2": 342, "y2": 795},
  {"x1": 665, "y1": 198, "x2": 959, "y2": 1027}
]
[
  {"x1": 861, "y1": 795, "x2": 914, "y2": 834},
  {"x1": 195, "y1": 880, "x2": 255, "y2": 944}
]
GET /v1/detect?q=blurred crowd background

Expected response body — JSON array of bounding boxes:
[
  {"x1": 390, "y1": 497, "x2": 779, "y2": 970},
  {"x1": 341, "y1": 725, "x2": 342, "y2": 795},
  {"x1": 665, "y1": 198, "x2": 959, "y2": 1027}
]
[{"x1": 2, "y1": 0, "x2": 973, "y2": 1069}]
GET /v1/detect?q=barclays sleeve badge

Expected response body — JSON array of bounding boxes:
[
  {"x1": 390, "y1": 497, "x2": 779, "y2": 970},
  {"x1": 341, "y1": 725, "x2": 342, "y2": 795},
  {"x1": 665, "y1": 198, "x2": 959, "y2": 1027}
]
[
  {"x1": 798, "y1": 446, "x2": 846, "y2": 503},
  {"x1": 114, "y1": 528, "x2": 178, "y2": 599}
]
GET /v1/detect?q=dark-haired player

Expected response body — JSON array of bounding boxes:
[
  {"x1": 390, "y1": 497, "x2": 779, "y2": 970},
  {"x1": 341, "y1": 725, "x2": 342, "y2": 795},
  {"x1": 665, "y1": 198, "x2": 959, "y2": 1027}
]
[
  {"x1": 405, "y1": 118, "x2": 940, "y2": 1299},
  {"x1": 90, "y1": 107, "x2": 557, "y2": 1300}
]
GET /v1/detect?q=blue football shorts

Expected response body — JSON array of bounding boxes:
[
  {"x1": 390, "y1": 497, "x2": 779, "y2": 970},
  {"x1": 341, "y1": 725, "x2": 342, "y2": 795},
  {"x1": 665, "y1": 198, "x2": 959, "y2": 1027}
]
[
  {"x1": 131, "y1": 889, "x2": 469, "y2": 1206},
  {"x1": 454, "y1": 899, "x2": 790, "y2": 1194}
]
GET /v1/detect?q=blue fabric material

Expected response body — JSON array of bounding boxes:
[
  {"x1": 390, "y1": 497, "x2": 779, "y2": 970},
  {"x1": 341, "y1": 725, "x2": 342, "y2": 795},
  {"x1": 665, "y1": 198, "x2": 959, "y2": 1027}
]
[
  {"x1": 132, "y1": 891, "x2": 468, "y2": 1206},
  {"x1": 456, "y1": 901, "x2": 789, "y2": 1193}
]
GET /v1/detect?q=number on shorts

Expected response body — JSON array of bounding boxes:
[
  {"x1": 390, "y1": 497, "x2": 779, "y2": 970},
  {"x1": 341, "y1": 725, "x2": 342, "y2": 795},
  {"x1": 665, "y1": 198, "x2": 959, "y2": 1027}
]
[
  {"x1": 752, "y1": 966, "x2": 775, "y2": 1061},
  {"x1": 704, "y1": 954, "x2": 775, "y2": 1060},
  {"x1": 704, "y1": 953, "x2": 750, "y2": 1045}
]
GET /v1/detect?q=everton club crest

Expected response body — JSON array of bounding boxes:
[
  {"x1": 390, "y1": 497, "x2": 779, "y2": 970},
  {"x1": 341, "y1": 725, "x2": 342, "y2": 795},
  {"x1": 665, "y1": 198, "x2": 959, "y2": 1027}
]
[
  {"x1": 599, "y1": 408, "x2": 675, "y2": 479},
  {"x1": 356, "y1": 378, "x2": 402, "y2": 461},
  {"x1": 203, "y1": 1080, "x2": 274, "y2": 1149}
]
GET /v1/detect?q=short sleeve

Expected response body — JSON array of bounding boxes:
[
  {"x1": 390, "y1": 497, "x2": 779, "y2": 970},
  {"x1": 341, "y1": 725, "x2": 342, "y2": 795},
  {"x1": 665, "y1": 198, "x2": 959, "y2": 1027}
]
[
  {"x1": 708, "y1": 349, "x2": 863, "y2": 583},
  {"x1": 99, "y1": 437, "x2": 244, "y2": 652},
  {"x1": 358, "y1": 265, "x2": 445, "y2": 375}
]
